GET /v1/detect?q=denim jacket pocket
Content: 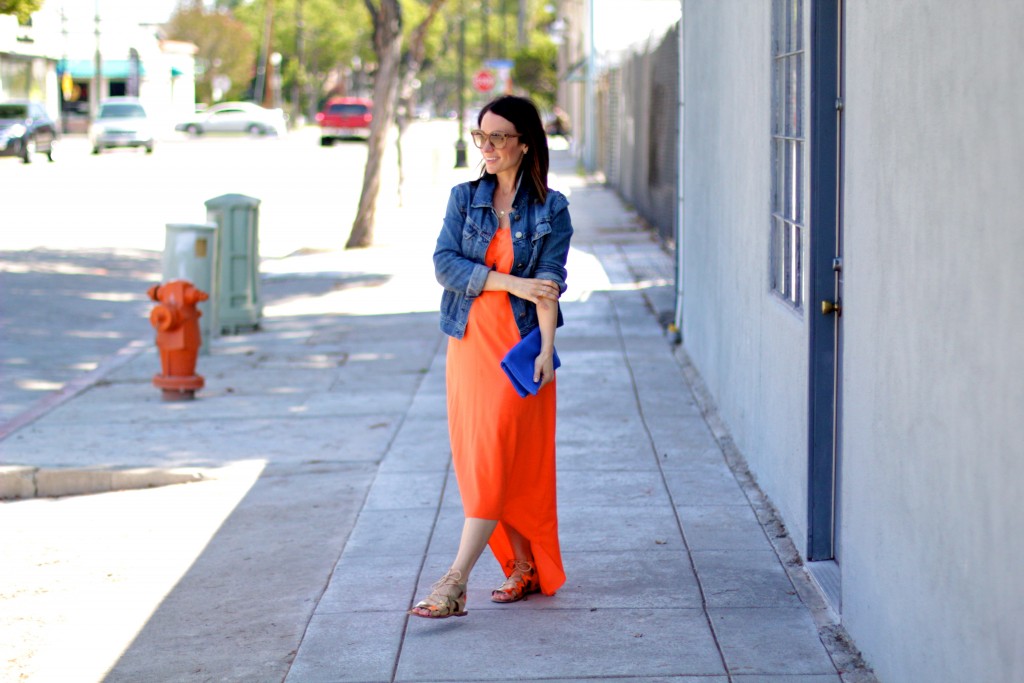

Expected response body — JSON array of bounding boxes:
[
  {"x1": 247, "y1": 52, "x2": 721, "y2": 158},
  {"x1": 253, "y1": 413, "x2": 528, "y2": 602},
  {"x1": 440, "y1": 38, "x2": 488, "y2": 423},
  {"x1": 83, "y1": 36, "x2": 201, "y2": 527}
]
[
  {"x1": 462, "y1": 214, "x2": 487, "y2": 243},
  {"x1": 525, "y1": 221, "x2": 553, "y2": 273}
]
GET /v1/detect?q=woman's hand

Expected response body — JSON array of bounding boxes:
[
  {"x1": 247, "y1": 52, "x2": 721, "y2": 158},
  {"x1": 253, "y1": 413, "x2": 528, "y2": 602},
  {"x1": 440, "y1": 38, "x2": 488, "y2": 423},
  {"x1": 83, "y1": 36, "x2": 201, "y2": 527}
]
[
  {"x1": 534, "y1": 349, "x2": 556, "y2": 388},
  {"x1": 508, "y1": 276, "x2": 561, "y2": 305}
]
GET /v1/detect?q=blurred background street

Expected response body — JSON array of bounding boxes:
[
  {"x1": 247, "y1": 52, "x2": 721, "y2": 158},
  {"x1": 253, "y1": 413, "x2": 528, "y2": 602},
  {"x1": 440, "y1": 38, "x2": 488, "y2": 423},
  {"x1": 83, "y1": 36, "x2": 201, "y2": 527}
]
[{"x1": 0, "y1": 120, "x2": 463, "y2": 424}]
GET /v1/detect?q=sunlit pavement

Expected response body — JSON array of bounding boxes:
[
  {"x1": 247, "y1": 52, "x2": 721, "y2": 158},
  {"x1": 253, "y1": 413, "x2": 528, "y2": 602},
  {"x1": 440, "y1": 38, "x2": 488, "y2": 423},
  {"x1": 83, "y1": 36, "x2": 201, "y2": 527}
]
[{"x1": 0, "y1": 129, "x2": 871, "y2": 682}]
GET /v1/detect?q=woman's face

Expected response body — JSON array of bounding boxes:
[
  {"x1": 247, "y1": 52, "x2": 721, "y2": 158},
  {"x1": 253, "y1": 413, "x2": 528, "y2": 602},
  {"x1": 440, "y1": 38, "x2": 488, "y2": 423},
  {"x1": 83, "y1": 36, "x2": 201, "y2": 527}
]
[{"x1": 478, "y1": 111, "x2": 528, "y2": 177}]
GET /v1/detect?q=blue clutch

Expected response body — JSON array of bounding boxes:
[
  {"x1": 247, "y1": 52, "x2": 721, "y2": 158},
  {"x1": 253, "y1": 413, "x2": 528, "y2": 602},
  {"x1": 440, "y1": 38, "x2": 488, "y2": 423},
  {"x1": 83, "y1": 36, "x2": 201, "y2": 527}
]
[{"x1": 500, "y1": 327, "x2": 561, "y2": 397}]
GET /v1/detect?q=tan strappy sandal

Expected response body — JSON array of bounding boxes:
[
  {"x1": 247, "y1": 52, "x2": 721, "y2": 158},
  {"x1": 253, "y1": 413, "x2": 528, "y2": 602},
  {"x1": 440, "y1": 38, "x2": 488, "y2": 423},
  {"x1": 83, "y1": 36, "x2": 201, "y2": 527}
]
[
  {"x1": 408, "y1": 569, "x2": 468, "y2": 618},
  {"x1": 491, "y1": 559, "x2": 540, "y2": 603}
]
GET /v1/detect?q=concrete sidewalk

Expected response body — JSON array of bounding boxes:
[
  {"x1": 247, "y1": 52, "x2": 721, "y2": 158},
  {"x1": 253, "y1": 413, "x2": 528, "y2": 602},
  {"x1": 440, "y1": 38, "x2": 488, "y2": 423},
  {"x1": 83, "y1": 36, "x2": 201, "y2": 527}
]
[{"x1": 0, "y1": 149, "x2": 874, "y2": 682}]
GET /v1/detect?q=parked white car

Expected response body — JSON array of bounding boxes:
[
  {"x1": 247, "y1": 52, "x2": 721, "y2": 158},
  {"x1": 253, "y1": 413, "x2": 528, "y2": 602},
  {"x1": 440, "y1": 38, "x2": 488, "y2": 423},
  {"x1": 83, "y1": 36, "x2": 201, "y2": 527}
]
[
  {"x1": 175, "y1": 102, "x2": 287, "y2": 136},
  {"x1": 89, "y1": 97, "x2": 154, "y2": 154}
]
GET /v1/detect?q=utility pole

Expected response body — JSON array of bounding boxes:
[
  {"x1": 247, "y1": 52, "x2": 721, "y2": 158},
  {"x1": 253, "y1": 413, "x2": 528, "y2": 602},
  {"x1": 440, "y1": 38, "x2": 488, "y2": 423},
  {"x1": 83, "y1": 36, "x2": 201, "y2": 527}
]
[
  {"x1": 254, "y1": 0, "x2": 274, "y2": 105},
  {"x1": 482, "y1": 0, "x2": 489, "y2": 59},
  {"x1": 454, "y1": 2, "x2": 467, "y2": 168},
  {"x1": 518, "y1": 0, "x2": 527, "y2": 47},
  {"x1": 501, "y1": 0, "x2": 508, "y2": 58},
  {"x1": 91, "y1": 0, "x2": 102, "y2": 121},
  {"x1": 60, "y1": 7, "x2": 69, "y2": 131},
  {"x1": 292, "y1": 0, "x2": 305, "y2": 125},
  {"x1": 583, "y1": 0, "x2": 596, "y2": 171}
]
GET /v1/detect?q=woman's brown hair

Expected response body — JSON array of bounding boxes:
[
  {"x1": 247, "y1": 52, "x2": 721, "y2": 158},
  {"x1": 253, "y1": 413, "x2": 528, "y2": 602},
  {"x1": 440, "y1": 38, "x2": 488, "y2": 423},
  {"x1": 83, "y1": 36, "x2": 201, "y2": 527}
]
[{"x1": 477, "y1": 95, "x2": 549, "y2": 203}]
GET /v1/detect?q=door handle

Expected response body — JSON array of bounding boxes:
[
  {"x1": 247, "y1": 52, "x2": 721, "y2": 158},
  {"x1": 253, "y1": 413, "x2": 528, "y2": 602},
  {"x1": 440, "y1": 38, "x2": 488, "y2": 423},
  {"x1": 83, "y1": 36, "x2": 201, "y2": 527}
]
[{"x1": 821, "y1": 299, "x2": 842, "y2": 316}]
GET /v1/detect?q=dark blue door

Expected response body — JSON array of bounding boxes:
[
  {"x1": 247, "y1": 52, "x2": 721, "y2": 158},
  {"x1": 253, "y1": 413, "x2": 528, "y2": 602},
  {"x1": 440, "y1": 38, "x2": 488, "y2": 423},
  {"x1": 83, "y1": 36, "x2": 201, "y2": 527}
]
[{"x1": 807, "y1": 0, "x2": 844, "y2": 568}]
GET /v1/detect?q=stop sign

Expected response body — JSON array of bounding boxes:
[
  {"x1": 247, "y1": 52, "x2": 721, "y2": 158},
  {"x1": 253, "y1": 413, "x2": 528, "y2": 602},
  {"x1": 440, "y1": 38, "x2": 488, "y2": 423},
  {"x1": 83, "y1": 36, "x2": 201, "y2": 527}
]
[{"x1": 473, "y1": 70, "x2": 495, "y2": 92}]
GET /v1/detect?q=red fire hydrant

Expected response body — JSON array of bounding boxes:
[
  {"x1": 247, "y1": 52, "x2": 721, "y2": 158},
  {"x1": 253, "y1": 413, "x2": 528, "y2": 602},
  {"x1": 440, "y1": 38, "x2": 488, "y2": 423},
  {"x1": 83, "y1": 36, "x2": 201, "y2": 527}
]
[{"x1": 148, "y1": 280, "x2": 209, "y2": 401}]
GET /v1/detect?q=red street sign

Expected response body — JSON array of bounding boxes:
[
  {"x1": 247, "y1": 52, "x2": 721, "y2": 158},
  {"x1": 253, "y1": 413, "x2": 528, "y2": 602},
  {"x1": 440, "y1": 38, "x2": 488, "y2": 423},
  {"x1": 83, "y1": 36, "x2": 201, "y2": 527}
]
[{"x1": 473, "y1": 69, "x2": 495, "y2": 92}]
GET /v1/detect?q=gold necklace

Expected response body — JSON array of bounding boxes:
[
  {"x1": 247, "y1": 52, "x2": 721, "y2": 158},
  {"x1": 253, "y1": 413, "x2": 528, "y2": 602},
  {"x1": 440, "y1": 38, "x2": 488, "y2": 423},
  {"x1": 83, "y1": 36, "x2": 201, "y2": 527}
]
[{"x1": 496, "y1": 185, "x2": 514, "y2": 219}]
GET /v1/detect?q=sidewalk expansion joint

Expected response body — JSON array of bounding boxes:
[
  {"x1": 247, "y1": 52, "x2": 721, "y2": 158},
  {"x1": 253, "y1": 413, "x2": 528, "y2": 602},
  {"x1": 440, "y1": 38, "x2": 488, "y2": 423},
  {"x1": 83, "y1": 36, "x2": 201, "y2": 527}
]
[{"x1": 604, "y1": 286, "x2": 733, "y2": 680}]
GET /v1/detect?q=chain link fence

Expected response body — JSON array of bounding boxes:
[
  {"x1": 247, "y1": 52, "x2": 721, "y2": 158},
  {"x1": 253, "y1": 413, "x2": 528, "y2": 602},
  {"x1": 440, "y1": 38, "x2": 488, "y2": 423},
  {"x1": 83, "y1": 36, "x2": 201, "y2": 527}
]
[{"x1": 595, "y1": 23, "x2": 679, "y2": 247}]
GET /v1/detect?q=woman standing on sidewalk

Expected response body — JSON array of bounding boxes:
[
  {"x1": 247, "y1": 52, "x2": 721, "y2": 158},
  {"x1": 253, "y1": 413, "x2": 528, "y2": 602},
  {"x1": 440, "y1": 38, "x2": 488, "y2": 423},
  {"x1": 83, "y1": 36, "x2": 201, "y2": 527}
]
[{"x1": 410, "y1": 95, "x2": 573, "y2": 619}]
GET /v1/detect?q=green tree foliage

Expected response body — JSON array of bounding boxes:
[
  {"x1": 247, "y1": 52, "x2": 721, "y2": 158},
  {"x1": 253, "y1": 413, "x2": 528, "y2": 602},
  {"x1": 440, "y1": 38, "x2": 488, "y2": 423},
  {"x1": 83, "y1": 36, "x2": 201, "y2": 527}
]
[
  {"x1": 232, "y1": 0, "x2": 370, "y2": 111},
  {"x1": 512, "y1": 40, "x2": 556, "y2": 109},
  {"x1": 0, "y1": 0, "x2": 42, "y2": 23},
  {"x1": 167, "y1": 0, "x2": 370, "y2": 108},
  {"x1": 165, "y1": 3, "x2": 256, "y2": 104},
  {"x1": 420, "y1": 0, "x2": 559, "y2": 116}
]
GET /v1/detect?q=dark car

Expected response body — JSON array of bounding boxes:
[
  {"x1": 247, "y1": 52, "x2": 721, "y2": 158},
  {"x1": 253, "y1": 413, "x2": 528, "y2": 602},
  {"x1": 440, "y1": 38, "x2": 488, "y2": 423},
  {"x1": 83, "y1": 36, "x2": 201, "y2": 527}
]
[
  {"x1": 316, "y1": 97, "x2": 372, "y2": 145},
  {"x1": 0, "y1": 101, "x2": 58, "y2": 163}
]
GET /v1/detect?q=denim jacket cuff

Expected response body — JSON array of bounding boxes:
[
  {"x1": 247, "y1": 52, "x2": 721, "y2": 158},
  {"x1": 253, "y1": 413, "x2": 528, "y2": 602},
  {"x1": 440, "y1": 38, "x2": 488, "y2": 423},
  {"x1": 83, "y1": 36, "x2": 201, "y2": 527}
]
[
  {"x1": 466, "y1": 262, "x2": 491, "y2": 298},
  {"x1": 533, "y1": 270, "x2": 568, "y2": 295}
]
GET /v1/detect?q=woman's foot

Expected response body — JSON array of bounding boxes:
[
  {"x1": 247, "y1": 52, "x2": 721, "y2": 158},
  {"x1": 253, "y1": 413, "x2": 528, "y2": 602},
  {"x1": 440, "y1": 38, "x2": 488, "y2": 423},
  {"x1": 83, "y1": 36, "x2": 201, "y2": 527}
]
[
  {"x1": 491, "y1": 559, "x2": 540, "y2": 603},
  {"x1": 409, "y1": 569, "x2": 468, "y2": 618}
]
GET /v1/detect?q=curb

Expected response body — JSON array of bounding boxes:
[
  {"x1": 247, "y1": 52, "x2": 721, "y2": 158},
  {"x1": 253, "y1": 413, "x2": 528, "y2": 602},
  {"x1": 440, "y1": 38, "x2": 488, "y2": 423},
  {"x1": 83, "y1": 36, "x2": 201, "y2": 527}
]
[{"x1": 0, "y1": 465, "x2": 207, "y2": 500}]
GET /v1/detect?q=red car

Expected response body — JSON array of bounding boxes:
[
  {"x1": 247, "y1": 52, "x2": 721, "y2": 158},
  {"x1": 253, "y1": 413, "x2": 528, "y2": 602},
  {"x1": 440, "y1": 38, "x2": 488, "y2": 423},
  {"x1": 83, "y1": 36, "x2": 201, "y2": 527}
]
[{"x1": 316, "y1": 97, "x2": 372, "y2": 145}]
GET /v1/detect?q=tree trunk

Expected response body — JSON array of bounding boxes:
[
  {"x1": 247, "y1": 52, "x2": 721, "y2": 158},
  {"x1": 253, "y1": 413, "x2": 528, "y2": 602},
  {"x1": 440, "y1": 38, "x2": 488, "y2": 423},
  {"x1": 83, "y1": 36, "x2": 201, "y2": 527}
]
[
  {"x1": 346, "y1": 0, "x2": 403, "y2": 249},
  {"x1": 347, "y1": 0, "x2": 446, "y2": 249}
]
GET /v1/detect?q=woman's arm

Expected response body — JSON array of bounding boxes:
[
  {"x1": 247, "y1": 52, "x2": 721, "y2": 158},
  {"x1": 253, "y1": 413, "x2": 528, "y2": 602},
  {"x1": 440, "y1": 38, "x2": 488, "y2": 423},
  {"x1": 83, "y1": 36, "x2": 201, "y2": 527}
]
[
  {"x1": 482, "y1": 271, "x2": 561, "y2": 303},
  {"x1": 485, "y1": 270, "x2": 560, "y2": 385},
  {"x1": 532, "y1": 296, "x2": 559, "y2": 387},
  {"x1": 528, "y1": 196, "x2": 572, "y2": 387}
]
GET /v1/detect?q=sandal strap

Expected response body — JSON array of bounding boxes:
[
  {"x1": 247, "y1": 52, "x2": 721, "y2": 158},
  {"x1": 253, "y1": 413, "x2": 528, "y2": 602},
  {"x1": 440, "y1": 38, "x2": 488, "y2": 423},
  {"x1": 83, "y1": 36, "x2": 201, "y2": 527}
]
[
  {"x1": 413, "y1": 569, "x2": 467, "y2": 616},
  {"x1": 431, "y1": 568, "x2": 465, "y2": 590},
  {"x1": 507, "y1": 559, "x2": 534, "y2": 575},
  {"x1": 496, "y1": 559, "x2": 536, "y2": 592}
]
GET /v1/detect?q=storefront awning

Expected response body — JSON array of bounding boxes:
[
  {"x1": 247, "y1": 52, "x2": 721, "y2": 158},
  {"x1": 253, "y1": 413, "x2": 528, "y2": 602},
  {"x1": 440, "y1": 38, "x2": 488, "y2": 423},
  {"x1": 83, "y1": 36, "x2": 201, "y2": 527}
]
[{"x1": 60, "y1": 59, "x2": 147, "y2": 79}]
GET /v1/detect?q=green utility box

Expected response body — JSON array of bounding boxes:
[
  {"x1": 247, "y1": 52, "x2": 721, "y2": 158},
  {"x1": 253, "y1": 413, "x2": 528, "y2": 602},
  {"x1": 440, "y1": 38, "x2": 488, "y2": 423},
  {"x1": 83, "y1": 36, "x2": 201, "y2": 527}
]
[
  {"x1": 205, "y1": 194, "x2": 262, "y2": 334},
  {"x1": 162, "y1": 222, "x2": 218, "y2": 354}
]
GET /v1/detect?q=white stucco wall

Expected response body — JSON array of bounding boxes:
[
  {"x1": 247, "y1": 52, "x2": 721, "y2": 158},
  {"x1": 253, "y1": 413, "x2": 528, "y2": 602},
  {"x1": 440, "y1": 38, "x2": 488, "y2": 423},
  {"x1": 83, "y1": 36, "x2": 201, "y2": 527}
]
[
  {"x1": 840, "y1": 3, "x2": 1024, "y2": 682},
  {"x1": 681, "y1": 1, "x2": 811, "y2": 554}
]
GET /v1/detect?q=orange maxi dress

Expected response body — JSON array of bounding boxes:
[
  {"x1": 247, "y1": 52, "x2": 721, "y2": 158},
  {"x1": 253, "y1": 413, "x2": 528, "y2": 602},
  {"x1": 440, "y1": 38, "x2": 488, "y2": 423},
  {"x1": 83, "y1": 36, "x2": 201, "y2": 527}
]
[{"x1": 445, "y1": 226, "x2": 566, "y2": 596}]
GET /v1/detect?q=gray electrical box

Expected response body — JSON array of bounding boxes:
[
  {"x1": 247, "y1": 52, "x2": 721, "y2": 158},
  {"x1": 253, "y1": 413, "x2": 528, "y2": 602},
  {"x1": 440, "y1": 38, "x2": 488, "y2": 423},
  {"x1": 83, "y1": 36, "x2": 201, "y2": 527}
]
[
  {"x1": 162, "y1": 222, "x2": 218, "y2": 354},
  {"x1": 205, "y1": 194, "x2": 262, "y2": 334}
]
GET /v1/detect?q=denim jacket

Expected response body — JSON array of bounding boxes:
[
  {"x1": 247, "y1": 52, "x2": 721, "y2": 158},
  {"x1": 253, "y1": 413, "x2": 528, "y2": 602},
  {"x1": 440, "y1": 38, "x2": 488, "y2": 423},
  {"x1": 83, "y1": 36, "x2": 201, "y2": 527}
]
[{"x1": 434, "y1": 175, "x2": 573, "y2": 339}]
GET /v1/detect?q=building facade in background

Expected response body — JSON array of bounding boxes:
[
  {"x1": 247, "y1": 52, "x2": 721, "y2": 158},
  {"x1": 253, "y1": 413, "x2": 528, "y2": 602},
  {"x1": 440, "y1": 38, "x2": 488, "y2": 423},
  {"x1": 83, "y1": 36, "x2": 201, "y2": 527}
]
[
  {"x1": 0, "y1": 6, "x2": 62, "y2": 120},
  {"x1": 561, "y1": 1, "x2": 1023, "y2": 681},
  {"x1": 0, "y1": 3, "x2": 195, "y2": 133}
]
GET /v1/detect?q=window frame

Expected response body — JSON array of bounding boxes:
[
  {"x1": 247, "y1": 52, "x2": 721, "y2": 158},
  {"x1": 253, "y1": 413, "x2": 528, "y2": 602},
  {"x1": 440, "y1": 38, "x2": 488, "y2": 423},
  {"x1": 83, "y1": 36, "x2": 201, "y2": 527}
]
[{"x1": 770, "y1": 0, "x2": 808, "y2": 310}]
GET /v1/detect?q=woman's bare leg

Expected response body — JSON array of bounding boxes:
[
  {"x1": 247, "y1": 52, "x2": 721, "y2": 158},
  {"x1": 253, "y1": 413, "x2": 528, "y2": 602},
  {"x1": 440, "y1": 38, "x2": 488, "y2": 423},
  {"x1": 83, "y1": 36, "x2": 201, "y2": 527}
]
[
  {"x1": 450, "y1": 517, "x2": 499, "y2": 577},
  {"x1": 501, "y1": 522, "x2": 535, "y2": 564}
]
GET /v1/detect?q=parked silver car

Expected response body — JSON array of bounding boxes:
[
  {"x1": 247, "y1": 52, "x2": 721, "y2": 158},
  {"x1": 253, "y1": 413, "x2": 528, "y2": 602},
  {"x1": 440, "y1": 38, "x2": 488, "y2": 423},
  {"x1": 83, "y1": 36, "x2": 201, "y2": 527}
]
[
  {"x1": 89, "y1": 97, "x2": 154, "y2": 154},
  {"x1": 175, "y1": 102, "x2": 287, "y2": 136}
]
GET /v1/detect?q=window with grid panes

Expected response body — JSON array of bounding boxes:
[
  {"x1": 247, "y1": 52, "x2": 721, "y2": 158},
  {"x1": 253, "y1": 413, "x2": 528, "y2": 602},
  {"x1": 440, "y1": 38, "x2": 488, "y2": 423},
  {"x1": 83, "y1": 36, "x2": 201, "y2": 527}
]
[{"x1": 770, "y1": 0, "x2": 805, "y2": 308}]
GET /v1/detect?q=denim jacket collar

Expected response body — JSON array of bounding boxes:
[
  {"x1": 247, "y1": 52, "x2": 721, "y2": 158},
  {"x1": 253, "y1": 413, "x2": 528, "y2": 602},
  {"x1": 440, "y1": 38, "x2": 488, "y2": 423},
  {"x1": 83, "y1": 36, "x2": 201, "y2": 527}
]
[{"x1": 470, "y1": 173, "x2": 528, "y2": 214}]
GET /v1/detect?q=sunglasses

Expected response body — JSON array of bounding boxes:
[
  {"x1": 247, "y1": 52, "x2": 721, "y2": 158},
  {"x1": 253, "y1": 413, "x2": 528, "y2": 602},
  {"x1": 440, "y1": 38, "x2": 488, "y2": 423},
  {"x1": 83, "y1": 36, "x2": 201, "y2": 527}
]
[{"x1": 470, "y1": 129, "x2": 522, "y2": 149}]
